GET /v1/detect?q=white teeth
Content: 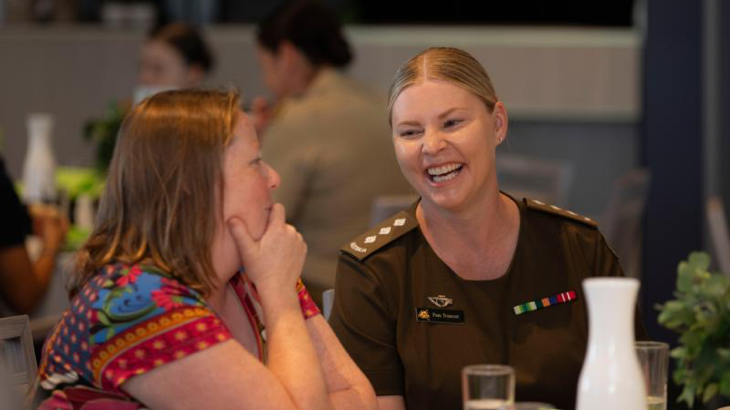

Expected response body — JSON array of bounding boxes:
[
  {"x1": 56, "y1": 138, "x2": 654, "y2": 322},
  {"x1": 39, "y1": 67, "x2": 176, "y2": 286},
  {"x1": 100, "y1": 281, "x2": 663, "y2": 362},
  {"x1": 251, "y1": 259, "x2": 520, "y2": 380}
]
[
  {"x1": 427, "y1": 163, "x2": 463, "y2": 183},
  {"x1": 432, "y1": 171, "x2": 460, "y2": 183},
  {"x1": 427, "y1": 163, "x2": 462, "y2": 176}
]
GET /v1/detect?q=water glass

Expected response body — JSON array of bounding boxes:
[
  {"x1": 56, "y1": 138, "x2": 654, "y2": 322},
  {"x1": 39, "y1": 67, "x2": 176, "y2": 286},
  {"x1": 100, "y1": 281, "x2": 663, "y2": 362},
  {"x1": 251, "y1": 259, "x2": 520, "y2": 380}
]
[
  {"x1": 462, "y1": 364, "x2": 515, "y2": 410},
  {"x1": 635, "y1": 341, "x2": 669, "y2": 410}
]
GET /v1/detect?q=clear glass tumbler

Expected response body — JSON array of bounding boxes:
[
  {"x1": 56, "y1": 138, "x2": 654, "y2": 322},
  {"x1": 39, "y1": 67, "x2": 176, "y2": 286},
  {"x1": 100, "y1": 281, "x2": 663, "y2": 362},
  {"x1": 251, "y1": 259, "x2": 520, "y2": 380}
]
[
  {"x1": 462, "y1": 364, "x2": 515, "y2": 410},
  {"x1": 635, "y1": 341, "x2": 669, "y2": 410}
]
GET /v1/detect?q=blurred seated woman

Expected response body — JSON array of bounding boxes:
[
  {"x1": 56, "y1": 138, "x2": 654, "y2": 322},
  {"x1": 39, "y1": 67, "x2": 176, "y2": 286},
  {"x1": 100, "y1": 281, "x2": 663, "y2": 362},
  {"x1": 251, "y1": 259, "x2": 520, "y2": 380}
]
[
  {"x1": 135, "y1": 22, "x2": 214, "y2": 102},
  {"x1": 253, "y1": 1, "x2": 411, "y2": 304},
  {"x1": 0, "y1": 158, "x2": 68, "y2": 315},
  {"x1": 37, "y1": 89, "x2": 376, "y2": 409},
  {"x1": 328, "y1": 47, "x2": 647, "y2": 410}
]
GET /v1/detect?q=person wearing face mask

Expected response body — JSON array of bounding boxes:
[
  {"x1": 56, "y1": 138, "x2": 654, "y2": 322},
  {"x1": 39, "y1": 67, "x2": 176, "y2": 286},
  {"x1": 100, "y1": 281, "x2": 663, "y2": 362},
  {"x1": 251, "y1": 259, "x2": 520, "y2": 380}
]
[
  {"x1": 35, "y1": 89, "x2": 376, "y2": 409},
  {"x1": 328, "y1": 47, "x2": 649, "y2": 410},
  {"x1": 134, "y1": 22, "x2": 214, "y2": 103},
  {"x1": 253, "y1": 1, "x2": 411, "y2": 306}
]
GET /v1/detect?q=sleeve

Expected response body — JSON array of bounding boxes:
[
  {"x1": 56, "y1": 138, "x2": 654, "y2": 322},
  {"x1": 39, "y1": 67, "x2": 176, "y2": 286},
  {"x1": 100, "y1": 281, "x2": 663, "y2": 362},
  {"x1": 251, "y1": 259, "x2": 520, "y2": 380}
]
[
  {"x1": 0, "y1": 157, "x2": 32, "y2": 249},
  {"x1": 590, "y1": 230, "x2": 650, "y2": 341},
  {"x1": 296, "y1": 278, "x2": 321, "y2": 319},
  {"x1": 261, "y1": 121, "x2": 318, "y2": 222},
  {"x1": 328, "y1": 254, "x2": 405, "y2": 396},
  {"x1": 87, "y1": 268, "x2": 233, "y2": 392}
]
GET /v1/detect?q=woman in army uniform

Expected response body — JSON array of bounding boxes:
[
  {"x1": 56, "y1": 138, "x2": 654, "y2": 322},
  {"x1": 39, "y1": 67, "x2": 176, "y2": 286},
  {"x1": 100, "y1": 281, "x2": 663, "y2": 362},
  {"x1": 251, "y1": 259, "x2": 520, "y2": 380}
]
[{"x1": 328, "y1": 47, "x2": 646, "y2": 410}]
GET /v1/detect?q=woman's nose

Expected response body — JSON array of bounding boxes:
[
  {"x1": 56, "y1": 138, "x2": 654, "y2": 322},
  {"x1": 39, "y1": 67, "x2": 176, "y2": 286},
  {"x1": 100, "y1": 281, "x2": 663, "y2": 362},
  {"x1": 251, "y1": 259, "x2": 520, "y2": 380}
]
[
  {"x1": 422, "y1": 130, "x2": 447, "y2": 154},
  {"x1": 267, "y1": 164, "x2": 281, "y2": 190}
]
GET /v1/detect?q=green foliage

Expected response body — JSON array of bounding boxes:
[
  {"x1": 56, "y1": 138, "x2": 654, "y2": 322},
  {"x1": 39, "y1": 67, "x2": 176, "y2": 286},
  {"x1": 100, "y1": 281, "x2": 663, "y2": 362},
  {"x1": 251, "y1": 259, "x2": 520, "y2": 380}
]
[
  {"x1": 657, "y1": 251, "x2": 730, "y2": 407},
  {"x1": 83, "y1": 101, "x2": 130, "y2": 172}
]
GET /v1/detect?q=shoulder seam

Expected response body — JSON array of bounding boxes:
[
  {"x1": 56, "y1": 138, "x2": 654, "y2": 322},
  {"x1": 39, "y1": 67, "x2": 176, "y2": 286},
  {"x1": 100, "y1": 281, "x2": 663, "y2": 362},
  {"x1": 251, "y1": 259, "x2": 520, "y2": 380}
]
[{"x1": 524, "y1": 198, "x2": 598, "y2": 228}]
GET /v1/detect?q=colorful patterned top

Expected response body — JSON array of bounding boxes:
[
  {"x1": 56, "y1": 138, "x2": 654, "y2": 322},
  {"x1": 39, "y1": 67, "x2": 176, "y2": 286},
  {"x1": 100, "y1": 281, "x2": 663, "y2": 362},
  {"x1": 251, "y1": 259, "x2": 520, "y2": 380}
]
[{"x1": 37, "y1": 263, "x2": 320, "y2": 408}]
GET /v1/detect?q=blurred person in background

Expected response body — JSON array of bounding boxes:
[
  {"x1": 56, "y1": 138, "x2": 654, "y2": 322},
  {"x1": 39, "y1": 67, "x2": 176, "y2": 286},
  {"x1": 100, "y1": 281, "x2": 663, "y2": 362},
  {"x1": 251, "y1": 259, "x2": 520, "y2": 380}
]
[
  {"x1": 253, "y1": 0, "x2": 411, "y2": 305},
  {"x1": 84, "y1": 22, "x2": 216, "y2": 173},
  {"x1": 0, "y1": 155, "x2": 68, "y2": 315},
  {"x1": 135, "y1": 21, "x2": 215, "y2": 103},
  {"x1": 36, "y1": 89, "x2": 376, "y2": 409}
]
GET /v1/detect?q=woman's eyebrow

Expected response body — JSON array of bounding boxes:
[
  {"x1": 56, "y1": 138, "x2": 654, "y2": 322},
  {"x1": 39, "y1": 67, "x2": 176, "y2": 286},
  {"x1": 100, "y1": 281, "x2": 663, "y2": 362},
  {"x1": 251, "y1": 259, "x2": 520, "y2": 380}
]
[
  {"x1": 395, "y1": 120, "x2": 421, "y2": 128},
  {"x1": 437, "y1": 107, "x2": 467, "y2": 119}
]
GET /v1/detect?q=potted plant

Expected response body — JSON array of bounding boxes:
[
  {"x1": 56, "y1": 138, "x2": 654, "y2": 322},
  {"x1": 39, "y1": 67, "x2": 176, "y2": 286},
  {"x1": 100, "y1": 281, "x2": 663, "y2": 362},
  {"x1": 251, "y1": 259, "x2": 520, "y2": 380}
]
[
  {"x1": 658, "y1": 251, "x2": 730, "y2": 408},
  {"x1": 83, "y1": 100, "x2": 130, "y2": 173}
]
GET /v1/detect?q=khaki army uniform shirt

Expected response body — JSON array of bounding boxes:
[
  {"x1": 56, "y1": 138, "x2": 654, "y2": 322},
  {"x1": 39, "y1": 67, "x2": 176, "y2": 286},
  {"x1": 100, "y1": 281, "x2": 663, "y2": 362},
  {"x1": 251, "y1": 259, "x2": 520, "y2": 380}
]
[
  {"x1": 262, "y1": 68, "x2": 411, "y2": 301},
  {"x1": 329, "y1": 197, "x2": 647, "y2": 410}
]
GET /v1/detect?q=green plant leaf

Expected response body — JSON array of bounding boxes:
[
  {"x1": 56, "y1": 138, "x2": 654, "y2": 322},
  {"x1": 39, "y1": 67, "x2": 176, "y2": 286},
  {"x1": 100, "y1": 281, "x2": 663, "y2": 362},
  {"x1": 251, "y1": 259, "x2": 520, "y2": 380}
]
[
  {"x1": 703, "y1": 383, "x2": 718, "y2": 403},
  {"x1": 678, "y1": 384, "x2": 696, "y2": 407},
  {"x1": 677, "y1": 262, "x2": 694, "y2": 292},
  {"x1": 720, "y1": 373, "x2": 730, "y2": 397},
  {"x1": 688, "y1": 251, "x2": 711, "y2": 271},
  {"x1": 670, "y1": 346, "x2": 687, "y2": 359},
  {"x1": 702, "y1": 274, "x2": 728, "y2": 298}
]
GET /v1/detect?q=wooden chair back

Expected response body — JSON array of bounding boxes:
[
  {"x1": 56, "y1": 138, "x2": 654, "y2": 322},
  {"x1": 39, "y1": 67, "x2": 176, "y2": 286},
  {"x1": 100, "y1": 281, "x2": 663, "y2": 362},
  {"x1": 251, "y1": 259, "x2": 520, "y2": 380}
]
[{"x1": 0, "y1": 315, "x2": 37, "y2": 396}]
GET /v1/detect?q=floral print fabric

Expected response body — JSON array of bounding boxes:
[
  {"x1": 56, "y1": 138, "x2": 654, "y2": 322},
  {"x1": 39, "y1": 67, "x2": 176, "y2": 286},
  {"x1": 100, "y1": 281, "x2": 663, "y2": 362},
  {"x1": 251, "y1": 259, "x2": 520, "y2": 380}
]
[
  {"x1": 37, "y1": 263, "x2": 320, "y2": 408},
  {"x1": 38, "y1": 264, "x2": 234, "y2": 401}
]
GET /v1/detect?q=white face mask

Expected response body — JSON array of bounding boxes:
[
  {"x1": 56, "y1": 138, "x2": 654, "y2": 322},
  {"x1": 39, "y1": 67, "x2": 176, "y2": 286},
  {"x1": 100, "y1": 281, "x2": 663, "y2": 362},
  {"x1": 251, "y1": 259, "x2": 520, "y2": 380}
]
[{"x1": 132, "y1": 85, "x2": 177, "y2": 105}]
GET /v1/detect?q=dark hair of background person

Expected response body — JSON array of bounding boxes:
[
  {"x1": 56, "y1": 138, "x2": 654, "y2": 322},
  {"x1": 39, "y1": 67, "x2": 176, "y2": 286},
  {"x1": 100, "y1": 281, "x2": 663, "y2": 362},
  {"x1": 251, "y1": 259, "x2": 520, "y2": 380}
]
[
  {"x1": 256, "y1": 1, "x2": 352, "y2": 68},
  {"x1": 148, "y1": 22, "x2": 215, "y2": 73}
]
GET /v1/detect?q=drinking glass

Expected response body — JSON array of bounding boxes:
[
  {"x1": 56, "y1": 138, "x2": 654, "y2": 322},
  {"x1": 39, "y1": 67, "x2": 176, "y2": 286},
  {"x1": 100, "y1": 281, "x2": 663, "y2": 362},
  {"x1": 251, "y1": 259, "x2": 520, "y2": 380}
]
[
  {"x1": 462, "y1": 364, "x2": 515, "y2": 410},
  {"x1": 635, "y1": 341, "x2": 669, "y2": 410}
]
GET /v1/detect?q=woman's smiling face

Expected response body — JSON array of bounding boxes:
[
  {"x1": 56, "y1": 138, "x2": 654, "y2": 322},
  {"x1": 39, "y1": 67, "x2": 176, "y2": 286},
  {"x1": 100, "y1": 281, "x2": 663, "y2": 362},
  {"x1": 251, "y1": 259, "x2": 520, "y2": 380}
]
[{"x1": 391, "y1": 79, "x2": 507, "y2": 213}]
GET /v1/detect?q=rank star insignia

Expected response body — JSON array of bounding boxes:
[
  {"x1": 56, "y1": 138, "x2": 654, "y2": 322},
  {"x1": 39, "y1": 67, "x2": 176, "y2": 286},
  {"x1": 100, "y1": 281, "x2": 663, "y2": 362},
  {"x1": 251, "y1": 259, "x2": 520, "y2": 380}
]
[{"x1": 427, "y1": 295, "x2": 453, "y2": 308}]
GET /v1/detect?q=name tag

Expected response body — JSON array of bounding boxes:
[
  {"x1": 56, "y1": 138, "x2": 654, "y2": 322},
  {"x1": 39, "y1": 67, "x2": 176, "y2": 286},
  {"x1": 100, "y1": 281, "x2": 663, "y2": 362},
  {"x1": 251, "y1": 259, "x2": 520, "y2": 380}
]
[{"x1": 415, "y1": 307, "x2": 465, "y2": 324}]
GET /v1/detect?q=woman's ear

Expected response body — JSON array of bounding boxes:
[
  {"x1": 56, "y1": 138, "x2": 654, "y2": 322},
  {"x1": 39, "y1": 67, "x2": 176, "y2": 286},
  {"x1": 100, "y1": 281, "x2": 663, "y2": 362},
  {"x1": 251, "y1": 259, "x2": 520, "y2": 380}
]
[
  {"x1": 493, "y1": 101, "x2": 509, "y2": 144},
  {"x1": 276, "y1": 40, "x2": 316, "y2": 95},
  {"x1": 278, "y1": 40, "x2": 301, "y2": 72}
]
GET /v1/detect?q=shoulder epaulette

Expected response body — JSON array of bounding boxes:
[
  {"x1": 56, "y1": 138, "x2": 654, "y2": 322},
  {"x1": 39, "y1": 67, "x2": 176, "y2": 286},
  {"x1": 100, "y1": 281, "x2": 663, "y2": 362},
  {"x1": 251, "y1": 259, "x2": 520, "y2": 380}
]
[
  {"x1": 524, "y1": 198, "x2": 598, "y2": 228},
  {"x1": 340, "y1": 210, "x2": 418, "y2": 261}
]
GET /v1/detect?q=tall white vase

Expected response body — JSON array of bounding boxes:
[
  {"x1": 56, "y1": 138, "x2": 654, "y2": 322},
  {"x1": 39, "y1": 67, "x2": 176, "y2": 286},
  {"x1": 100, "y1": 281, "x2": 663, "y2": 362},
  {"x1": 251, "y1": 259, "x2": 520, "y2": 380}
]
[
  {"x1": 22, "y1": 113, "x2": 57, "y2": 204},
  {"x1": 576, "y1": 277, "x2": 647, "y2": 410}
]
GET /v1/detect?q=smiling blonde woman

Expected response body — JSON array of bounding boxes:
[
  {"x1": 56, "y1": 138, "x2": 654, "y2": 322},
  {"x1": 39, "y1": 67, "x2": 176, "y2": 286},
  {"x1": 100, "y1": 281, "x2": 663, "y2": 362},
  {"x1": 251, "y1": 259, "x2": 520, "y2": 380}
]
[{"x1": 329, "y1": 47, "x2": 648, "y2": 410}]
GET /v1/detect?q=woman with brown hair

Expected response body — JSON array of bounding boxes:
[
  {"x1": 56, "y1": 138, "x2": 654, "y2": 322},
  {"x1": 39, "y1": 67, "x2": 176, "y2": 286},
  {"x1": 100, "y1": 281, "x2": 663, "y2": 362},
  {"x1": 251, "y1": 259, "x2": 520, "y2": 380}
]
[{"x1": 37, "y1": 89, "x2": 376, "y2": 409}]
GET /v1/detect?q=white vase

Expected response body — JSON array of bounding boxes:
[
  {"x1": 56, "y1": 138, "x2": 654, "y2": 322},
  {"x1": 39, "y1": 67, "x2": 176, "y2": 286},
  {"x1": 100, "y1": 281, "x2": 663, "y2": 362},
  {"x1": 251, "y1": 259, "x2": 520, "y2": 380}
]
[
  {"x1": 22, "y1": 113, "x2": 57, "y2": 203},
  {"x1": 576, "y1": 277, "x2": 647, "y2": 410}
]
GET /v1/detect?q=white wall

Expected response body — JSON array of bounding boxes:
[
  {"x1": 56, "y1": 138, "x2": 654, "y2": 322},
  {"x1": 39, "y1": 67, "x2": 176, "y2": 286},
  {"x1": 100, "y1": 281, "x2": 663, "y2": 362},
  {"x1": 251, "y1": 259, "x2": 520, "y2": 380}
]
[{"x1": 0, "y1": 24, "x2": 641, "y2": 216}]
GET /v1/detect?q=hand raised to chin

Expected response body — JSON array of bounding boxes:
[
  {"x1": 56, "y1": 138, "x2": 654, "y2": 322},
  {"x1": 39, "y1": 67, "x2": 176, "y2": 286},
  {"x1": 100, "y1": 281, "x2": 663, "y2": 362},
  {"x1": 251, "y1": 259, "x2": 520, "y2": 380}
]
[{"x1": 226, "y1": 203, "x2": 307, "y2": 295}]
